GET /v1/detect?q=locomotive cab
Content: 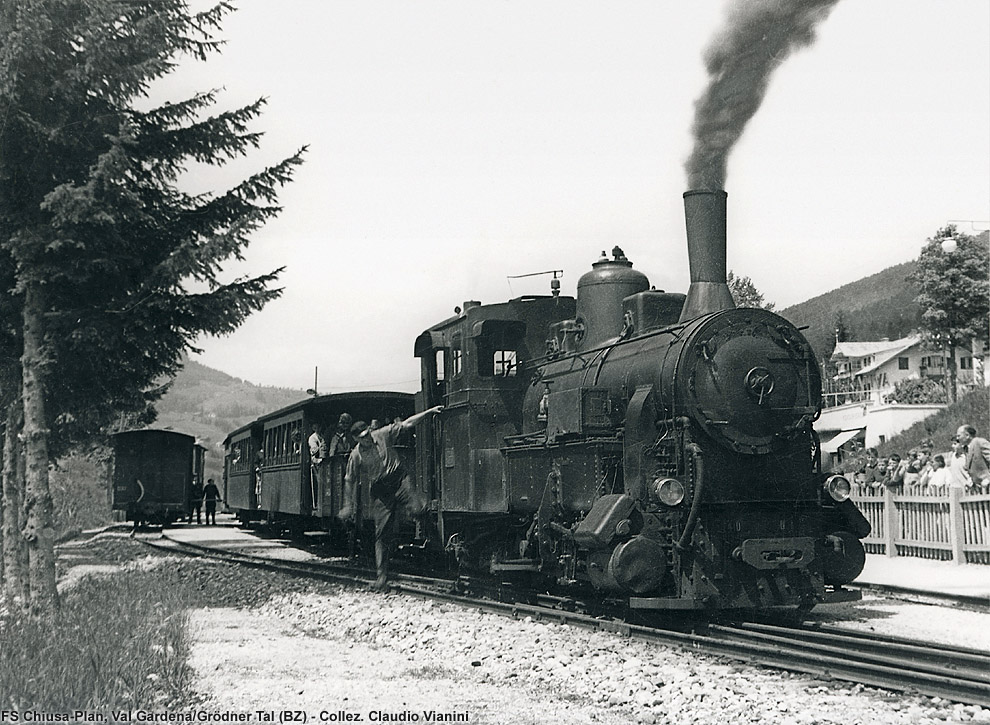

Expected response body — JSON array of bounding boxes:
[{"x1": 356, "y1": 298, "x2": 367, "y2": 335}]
[{"x1": 414, "y1": 295, "x2": 576, "y2": 545}]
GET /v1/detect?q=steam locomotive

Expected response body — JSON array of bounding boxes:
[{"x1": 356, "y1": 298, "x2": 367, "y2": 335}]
[{"x1": 226, "y1": 188, "x2": 870, "y2": 611}]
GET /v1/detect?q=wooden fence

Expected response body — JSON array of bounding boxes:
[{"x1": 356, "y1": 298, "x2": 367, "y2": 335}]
[{"x1": 851, "y1": 483, "x2": 990, "y2": 564}]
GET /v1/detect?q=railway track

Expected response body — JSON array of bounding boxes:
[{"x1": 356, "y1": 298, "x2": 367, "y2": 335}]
[
  {"x1": 849, "y1": 580, "x2": 990, "y2": 613},
  {"x1": 142, "y1": 528, "x2": 990, "y2": 708}
]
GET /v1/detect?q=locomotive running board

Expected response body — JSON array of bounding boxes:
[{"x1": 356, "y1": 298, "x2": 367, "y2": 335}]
[
  {"x1": 490, "y1": 559, "x2": 542, "y2": 572},
  {"x1": 628, "y1": 597, "x2": 708, "y2": 610}
]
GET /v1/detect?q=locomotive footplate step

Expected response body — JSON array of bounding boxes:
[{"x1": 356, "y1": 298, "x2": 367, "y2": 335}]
[{"x1": 822, "y1": 587, "x2": 862, "y2": 604}]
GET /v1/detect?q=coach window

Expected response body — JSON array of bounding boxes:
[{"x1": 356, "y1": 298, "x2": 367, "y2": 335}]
[{"x1": 263, "y1": 431, "x2": 274, "y2": 464}]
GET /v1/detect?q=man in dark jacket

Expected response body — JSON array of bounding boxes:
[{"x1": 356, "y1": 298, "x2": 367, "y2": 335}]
[
  {"x1": 203, "y1": 478, "x2": 222, "y2": 525},
  {"x1": 188, "y1": 478, "x2": 204, "y2": 524}
]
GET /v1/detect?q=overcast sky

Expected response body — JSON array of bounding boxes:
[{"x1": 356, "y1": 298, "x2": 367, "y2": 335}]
[{"x1": 161, "y1": 1, "x2": 989, "y2": 393}]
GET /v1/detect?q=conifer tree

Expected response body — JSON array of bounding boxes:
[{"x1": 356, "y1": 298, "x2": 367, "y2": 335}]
[
  {"x1": 0, "y1": 0, "x2": 305, "y2": 612},
  {"x1": 726, "y1": 270, "x2": 776, "y2": 311}
]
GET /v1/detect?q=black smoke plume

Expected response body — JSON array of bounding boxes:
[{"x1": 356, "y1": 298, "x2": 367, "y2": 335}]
[{"x1": 685, "y1": 0, "x2": 841, "y2": 190}]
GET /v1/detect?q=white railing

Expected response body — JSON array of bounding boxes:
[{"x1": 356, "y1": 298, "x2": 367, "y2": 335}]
[{"x1": 851, "y1": 483, "x2": 990, "y2": 564}]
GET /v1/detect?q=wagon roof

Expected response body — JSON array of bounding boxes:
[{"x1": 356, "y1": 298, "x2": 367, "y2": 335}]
[
  {"x1": 224, "y1": 390, "x2": 415, "y2": 443},
  {"x1": 110, "y1": 428, "x2": 196, "y2": 443}
]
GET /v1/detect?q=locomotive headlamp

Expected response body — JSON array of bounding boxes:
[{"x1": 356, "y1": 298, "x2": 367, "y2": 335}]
[
  {"x1": 654, "y1": 477, "x2": 685, "y2": 507},
  {"x1": 824, "y1": 475, "x2": 852, "y2": 502}
]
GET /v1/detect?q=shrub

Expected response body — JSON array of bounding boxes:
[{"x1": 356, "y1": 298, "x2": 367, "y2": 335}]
[
  {"x1": 884, "y1": 377, "x2": 946, "y2": 405},
  {"x1": 880, "y1": 385, "x2": 990, "y2": 457},
  {"x1": 50, "y1": 452, "x2": 113, "y2": 541}
]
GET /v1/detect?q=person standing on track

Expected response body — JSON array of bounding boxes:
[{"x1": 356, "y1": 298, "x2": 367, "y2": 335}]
[
  {"x1": 203, "y1": 477, "x2": 223, "y2": 525},
  {"x1": 339, "y1": 405, "x2": 443, "y2": 591},
  {"x1": 188, "y1": 477, "x2": 204, "y2": 524}
]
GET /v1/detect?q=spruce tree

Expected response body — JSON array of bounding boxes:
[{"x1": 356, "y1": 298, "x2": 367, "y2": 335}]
[{"x1": 0, "y1": 0, "x2": 305, "y2": 612}]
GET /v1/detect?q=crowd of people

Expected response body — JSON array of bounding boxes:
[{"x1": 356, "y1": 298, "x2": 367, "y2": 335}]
[{"x1": 853, "y1": 423, "x2": 990, "y2": 490}]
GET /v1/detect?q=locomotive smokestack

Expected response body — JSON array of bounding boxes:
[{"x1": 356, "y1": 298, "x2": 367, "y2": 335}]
[{"x1": 679, "y1": 189, "x2": 735, "y2": 322}]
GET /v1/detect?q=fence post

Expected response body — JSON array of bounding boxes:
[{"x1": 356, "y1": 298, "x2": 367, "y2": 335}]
[
  {"x1": 948, "y1": 486, "x2": 965, "y2": 564},
  {"x1": 884, "y1": 486, "x2": 898, "y2": 558}
]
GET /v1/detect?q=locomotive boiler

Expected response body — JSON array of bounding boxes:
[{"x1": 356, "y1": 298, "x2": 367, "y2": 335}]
[{"x1": 415, "y1": 189, "x2": 869, "y2": 610}]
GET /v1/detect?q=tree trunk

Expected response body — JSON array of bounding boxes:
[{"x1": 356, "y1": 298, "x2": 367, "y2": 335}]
[
  {"x1": 21, "y1": 282, "x2": 58, "y2": 613},
  {"x1": 2, "y1": 398, "x2": 29, "y2": 605}
]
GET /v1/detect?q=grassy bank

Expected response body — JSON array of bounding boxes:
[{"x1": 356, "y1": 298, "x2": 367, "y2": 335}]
[
  {"x1": 1, "y1": 537, "x2": 336, "y2": 711},
  {"x1": 0, "y1": 565, "x2": 193, "y2": 710}
]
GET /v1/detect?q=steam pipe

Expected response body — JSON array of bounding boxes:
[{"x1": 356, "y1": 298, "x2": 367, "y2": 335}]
[
  {"x1": 676, "y1": 443, "x2": 705, "y2": 551},
  {"x1": 679, "y1": 189, "x2": 735, "y2": 322}
]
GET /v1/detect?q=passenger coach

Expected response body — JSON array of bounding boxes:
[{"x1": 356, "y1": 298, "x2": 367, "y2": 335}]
[{"x1": 224, "y1": 391, "x2": 415, "y2": 532}]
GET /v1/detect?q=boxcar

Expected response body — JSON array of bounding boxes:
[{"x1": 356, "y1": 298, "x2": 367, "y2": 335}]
[{"x1": 111, "y1": 429, "x2": 205, "y2": 526}]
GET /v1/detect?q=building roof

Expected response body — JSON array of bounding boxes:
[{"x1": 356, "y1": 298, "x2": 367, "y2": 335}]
[
  {"x1": 855, "y1": 336, "x2": 923, "y2": 378},
  {"x1": 831, "y1": 335, "x2": 918, "y2": 361}
]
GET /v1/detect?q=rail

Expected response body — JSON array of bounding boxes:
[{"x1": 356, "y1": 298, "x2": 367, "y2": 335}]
[{"x1": 851, "y1": 483, "x2": 990, "y2": 564}]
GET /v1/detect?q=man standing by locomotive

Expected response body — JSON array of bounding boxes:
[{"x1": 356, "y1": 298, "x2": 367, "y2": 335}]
[
  {"x1": 957, "y1": 424, "x2": 990, "y2": 486},
  {"x1": 339, "y1": 405, "x2": 443, "y2": 591}
]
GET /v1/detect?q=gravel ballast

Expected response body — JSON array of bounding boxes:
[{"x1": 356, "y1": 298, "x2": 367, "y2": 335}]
[
  {"x1": 192, "y1": 574, "x2": 990, "y2": 724},
  {"x1": 57, "y1": 533, "x2": 990, "y2": 725}
]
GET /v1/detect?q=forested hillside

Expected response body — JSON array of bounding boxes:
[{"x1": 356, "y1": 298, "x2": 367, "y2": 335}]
[
  {"x1": 780, "y1": 230, "x2": 989, "y2": 363},
  {"x1": 152, "y1": 359, "x2": 304, "y2": 479},
  {"x1": 780, "y1": 260, "x2": 922, "y2": 362}
]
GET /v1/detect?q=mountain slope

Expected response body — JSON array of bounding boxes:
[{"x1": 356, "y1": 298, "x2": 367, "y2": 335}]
[
  {"x1": 780, "y1": 260, "x2": 921, "y2": 362},
  {"x1": 152, "y1": 359, "x2": 305, "y2": 479},
  {"x1": 780, "y1": 230, "x2": 989, "y2": 362}
]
